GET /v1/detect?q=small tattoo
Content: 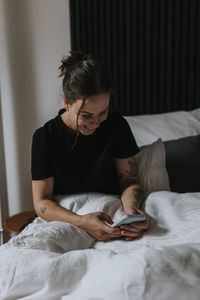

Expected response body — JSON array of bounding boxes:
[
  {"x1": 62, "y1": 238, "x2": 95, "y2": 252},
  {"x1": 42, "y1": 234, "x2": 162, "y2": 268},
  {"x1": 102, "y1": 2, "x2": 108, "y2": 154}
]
[
  {"x1": 40, "y1": 207, "x2": 46, "y2": 214},
  {"x1": 127, "y1": 159, "x2": 138, "y2": 179},
  {"x1": 118, "y1": 159, "x2": 140, "y2": 191},
  {"x1": 54, "y1": 203, "x2": 59, "y2": 207},
  {"x1": 132, "y1": 187, "x2": 145, "y2": 207}
]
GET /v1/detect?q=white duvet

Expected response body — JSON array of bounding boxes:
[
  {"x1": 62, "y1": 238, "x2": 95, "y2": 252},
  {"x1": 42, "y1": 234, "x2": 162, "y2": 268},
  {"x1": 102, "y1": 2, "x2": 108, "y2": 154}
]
[{"x1": 1, "y1": 191, "x2": 200, "y2": 300}]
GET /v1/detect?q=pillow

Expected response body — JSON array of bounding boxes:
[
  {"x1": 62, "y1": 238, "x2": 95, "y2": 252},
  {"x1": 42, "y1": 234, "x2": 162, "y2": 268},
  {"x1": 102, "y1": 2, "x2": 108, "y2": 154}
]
[
  {"x1": 125, "y1": 111, "x2": 200, "y2": 147},
  {"x1": 164, "y1": 135, "x2": 200, "y2": 193},
  {"x1": 135, "y1": 138, "x2": 170, "y2": 196},
  {"x1": 191, "y1": 108, "x2": 200, "y2": 122}
]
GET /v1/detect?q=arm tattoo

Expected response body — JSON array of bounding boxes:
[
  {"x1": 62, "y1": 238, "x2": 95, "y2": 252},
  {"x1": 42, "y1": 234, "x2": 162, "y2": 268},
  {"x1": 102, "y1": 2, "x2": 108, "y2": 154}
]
[
  {"x1": 118, "y1": 159, "x2": 139, "y2": 191},
  {"x1": 132, "y1": 187, "x2": 145, "y2": 207},
  {"x1": 127, "y1": 159, "x2": 138, "y2": 179},
  {"x1": 40, "y1": 202, "x2": 59, "y2": 215},
  {"x1": 40, "y1": 207, "x2": 46, "y2": 214}
]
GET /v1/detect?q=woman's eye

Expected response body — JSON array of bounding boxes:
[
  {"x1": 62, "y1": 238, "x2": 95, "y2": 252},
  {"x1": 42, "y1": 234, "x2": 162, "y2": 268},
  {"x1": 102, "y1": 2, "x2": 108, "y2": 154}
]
[
  {"x1": 82, "y1": 115, "x2": 91, "y2": 119},
  {"x1": 101, "y1": 111, "x2": 107, "y2": 115}
]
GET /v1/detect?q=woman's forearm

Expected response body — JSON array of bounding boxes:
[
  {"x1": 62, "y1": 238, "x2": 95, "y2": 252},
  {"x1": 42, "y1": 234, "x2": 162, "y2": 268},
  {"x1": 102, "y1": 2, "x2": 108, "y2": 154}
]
[
  {"x1": 34, "y1": 199, "x2": 82, "y2": 226},
  {"x1": 120, "y1": 184, "x2": 146, "y2": 211}
]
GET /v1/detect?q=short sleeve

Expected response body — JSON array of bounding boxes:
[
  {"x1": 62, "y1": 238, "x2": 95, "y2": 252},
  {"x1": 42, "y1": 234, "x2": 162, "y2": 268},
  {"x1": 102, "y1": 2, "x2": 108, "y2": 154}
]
[
  {"x1": 112, "y1": 112, "x2": 140, "y2": 158},
  {"x1": 31, "y1": 130, "x2": 55, "y2": 180}
]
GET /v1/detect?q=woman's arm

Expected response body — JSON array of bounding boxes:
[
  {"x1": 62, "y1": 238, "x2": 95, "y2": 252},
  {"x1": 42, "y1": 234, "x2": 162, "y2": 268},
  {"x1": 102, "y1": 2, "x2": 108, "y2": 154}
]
[
  {"x1": 115, "y1": 156, "x2": 149, "y2": 240},
  {"x1": 115, "y1": 156, "x2": 145, "y2": 210},
  {"x1": 32, "y1": 177, "x2": 122, "y2": 241},
  {"x1": 32, "y1": 177, "x2": 82, "y2": 226}
]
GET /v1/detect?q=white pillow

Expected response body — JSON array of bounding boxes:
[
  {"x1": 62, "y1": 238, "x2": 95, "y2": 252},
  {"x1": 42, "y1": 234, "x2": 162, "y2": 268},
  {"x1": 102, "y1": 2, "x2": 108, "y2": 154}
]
[
  {"x1": 135, "y1": 138, "x2": 170, "y2": 196},
  {"x1": 125, "y1": 110, "x2": 200, "y2": 147},
  {"x1": 191, "y1": 108, "x2": 200, "y2": 122}
]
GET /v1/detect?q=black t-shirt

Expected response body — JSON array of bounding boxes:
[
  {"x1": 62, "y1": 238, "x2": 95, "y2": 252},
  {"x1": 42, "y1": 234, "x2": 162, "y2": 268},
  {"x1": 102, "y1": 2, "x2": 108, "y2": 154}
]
[{"x1": 31, "y1": 108, "x2": 139, "y2": 195}]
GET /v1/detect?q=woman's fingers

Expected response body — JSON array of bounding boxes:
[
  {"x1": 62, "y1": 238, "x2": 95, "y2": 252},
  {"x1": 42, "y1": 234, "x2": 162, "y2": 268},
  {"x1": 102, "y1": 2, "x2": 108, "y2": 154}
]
[
  {"x1": 121, "y1": 229, "x2": 142, "y2": 237},
  {"x1": 120, "y1": 224, "x2": 141, "y2": 232},
  {"x1": 120, "y1": 221, "x2": 148, "y2": 239},
  {"x1": 130, "y1": 211, "x2": 150, "y2": 230},
  {"x1": 98, "y1": 212, "x2": 113, "y2": 224},
  {"x1": 134, "y1": 208, "x2": 145, "y2": 215},
  {"x1": 125, "y1": 237, "x2": 133, "y2": 241},
  {"x1": 130, "y1": 221, "x2": 149, "y2": 231},
  {"x1": 120, "y1": 217, "x2": 150, "y2": 232},
  {"x1": 125, "y1": 233, "x2": 143, "y2": 241},
  {"x1": 122, "y1": 208, "x2": 150, "y2": 231}
]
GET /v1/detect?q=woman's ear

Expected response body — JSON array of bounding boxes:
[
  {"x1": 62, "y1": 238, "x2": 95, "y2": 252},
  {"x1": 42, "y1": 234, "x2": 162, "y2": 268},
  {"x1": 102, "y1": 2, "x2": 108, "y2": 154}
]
[{"x1": 63, "y1": 96, "x2": 69, "y2": 111}]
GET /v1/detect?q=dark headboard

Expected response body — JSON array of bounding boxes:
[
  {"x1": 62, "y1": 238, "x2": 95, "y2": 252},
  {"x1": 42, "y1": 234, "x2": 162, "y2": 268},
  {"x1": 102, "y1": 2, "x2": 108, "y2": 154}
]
[{"x1": 70, "y1": 0, "x2": 200, "y2": 115}]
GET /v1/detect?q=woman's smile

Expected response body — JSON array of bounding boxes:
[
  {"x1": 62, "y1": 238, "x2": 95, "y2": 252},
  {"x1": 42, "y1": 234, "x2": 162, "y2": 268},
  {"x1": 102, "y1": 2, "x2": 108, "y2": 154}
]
[{"x1": 82, "y1": 125, "x2": 97, "y2": 134}]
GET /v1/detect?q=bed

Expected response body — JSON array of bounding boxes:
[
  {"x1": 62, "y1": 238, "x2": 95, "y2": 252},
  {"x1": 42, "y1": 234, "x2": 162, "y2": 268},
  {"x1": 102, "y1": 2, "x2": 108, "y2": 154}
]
[{"x1": 0, "y1": 108, "x2": 200, "y2": 300}]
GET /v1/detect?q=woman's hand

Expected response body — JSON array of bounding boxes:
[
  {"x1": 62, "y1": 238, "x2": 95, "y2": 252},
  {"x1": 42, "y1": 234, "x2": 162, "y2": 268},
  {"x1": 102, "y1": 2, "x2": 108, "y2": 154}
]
[
  {"x1": 79, "y1": 212, "x2": 122, "y2": 241},
  {"x1": 121, "y1": 207, "x2": 150, "y2": 241}
]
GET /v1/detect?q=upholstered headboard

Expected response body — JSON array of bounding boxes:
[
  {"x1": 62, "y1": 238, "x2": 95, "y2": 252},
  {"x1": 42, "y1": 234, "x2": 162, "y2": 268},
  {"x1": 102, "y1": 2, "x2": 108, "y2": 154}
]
[{"x1": 70, "y1": 0, "x2": 200, "y2": 115}]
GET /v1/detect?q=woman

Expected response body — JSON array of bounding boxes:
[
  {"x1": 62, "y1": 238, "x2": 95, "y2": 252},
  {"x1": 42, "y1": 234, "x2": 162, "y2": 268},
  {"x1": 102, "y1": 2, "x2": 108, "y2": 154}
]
[{"x1": 31, "y1": 51, "x2": 149, "y2": 241}]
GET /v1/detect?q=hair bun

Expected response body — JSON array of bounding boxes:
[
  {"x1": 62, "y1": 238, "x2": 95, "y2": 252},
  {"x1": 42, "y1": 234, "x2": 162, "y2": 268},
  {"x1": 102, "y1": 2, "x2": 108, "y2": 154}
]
[{"x1": 58, "y1": 51, "x2": 93, "y2": 77}]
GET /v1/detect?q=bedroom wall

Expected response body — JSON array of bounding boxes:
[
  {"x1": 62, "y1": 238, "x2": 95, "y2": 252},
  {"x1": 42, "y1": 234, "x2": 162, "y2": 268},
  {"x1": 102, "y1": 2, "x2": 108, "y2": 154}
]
[{"x1": 0, "y1": 0, "x2": 71, "y2": 217}]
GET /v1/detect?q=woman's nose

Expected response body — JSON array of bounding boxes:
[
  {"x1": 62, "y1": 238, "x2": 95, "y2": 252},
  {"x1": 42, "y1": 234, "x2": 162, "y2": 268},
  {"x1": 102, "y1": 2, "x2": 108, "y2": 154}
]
[{"x1": 89, "y1": 118, "x2": 100, "y2": 128}]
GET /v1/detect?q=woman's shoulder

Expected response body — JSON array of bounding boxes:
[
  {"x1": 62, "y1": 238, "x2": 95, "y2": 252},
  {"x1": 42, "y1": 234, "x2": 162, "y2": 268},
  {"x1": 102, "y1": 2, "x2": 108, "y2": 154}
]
[
  {"x1": 107, "y1": 108, "x2": 134, "y2": 139},
  {"x1": 108, "y1": 108, "x2": 128, "y2": 126},
  {"x1": 108, "y1": 107, "x2": 120, "y2": 118},
  {"x1": 32, "y1": 110, "x2": 62, "y2": 141}
]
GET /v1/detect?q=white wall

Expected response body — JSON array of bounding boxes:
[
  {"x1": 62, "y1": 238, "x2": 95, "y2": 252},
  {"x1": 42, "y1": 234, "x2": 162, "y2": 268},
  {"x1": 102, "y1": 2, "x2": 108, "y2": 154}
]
[{"x1": 0, "y1": 0, "x2": 71, "y2": 217}]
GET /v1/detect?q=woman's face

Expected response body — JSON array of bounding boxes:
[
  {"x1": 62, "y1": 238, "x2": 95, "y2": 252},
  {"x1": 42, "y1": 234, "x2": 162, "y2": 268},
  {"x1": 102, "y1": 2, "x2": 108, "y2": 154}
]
[{"x1": 66, "y1": 93, "x2": 110, "y2": 135}]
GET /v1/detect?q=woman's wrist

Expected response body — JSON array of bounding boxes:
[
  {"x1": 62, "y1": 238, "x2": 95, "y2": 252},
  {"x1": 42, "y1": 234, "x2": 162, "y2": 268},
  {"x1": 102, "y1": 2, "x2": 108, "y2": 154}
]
[
  {"x1": 121, "y1": 184, "x2": 145, "y2": 209},
  {"x1": 122, "y1": 204, "x2": 138, "y2": 214},
  {"x1": 121, "y1": 198, "x2": 138, "y2": 211},
  {"x1": 67, "y1": 212, "x2": 83, "y2": 227}
]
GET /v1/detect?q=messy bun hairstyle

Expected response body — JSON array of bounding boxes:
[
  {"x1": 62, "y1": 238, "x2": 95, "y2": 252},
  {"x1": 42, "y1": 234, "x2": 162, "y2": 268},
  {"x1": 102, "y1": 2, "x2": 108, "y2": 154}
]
[{"x1": 58, "y1": 51, "x2": 113, "y2": 104}]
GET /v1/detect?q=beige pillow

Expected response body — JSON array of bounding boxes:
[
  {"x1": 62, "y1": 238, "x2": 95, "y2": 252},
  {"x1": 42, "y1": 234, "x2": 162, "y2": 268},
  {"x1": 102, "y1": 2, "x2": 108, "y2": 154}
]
[{"x1": 135, "y1": 138, "x2": 170, "y2": 196}]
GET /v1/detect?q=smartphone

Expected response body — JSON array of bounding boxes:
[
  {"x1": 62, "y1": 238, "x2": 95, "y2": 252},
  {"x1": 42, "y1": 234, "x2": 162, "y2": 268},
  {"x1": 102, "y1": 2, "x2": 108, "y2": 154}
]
[{"x1": 111, "y1": 214, "x2": 146, "y2": 228}]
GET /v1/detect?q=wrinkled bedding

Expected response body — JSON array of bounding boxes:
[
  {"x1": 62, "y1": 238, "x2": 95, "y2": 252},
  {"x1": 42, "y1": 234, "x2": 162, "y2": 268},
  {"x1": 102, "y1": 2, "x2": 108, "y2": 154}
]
[{"x1": 1, "y1": 191, "x2": 200, "y2": 300}]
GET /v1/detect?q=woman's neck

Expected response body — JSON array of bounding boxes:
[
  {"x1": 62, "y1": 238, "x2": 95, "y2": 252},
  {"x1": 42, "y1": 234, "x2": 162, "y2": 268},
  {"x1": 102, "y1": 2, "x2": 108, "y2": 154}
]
[{"x1": 61, "y1": 111, "x2": 76, "y2": 131}]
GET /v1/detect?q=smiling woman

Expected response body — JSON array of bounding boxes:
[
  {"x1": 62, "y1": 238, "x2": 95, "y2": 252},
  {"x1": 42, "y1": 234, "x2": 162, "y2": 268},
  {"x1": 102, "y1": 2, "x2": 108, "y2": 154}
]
[{"x1": 28, "y1": 51, "x2": 149, "y2": 242}]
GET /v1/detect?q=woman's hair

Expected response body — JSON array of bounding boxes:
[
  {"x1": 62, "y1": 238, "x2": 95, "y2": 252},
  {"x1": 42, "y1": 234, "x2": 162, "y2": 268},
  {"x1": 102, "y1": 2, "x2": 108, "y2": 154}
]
[
  {"x1": 58, "y1": 51, "x2": 113, "y2": 104},
  {"x1": 58, "y1": 51, "x2": 113, "y2": 150}
]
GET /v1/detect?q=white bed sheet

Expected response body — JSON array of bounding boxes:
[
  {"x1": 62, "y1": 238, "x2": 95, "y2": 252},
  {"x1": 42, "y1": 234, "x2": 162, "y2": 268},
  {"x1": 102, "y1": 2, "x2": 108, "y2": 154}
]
[{"x1": 0, "y1": 191, "x2": 200, "y2": 300}]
